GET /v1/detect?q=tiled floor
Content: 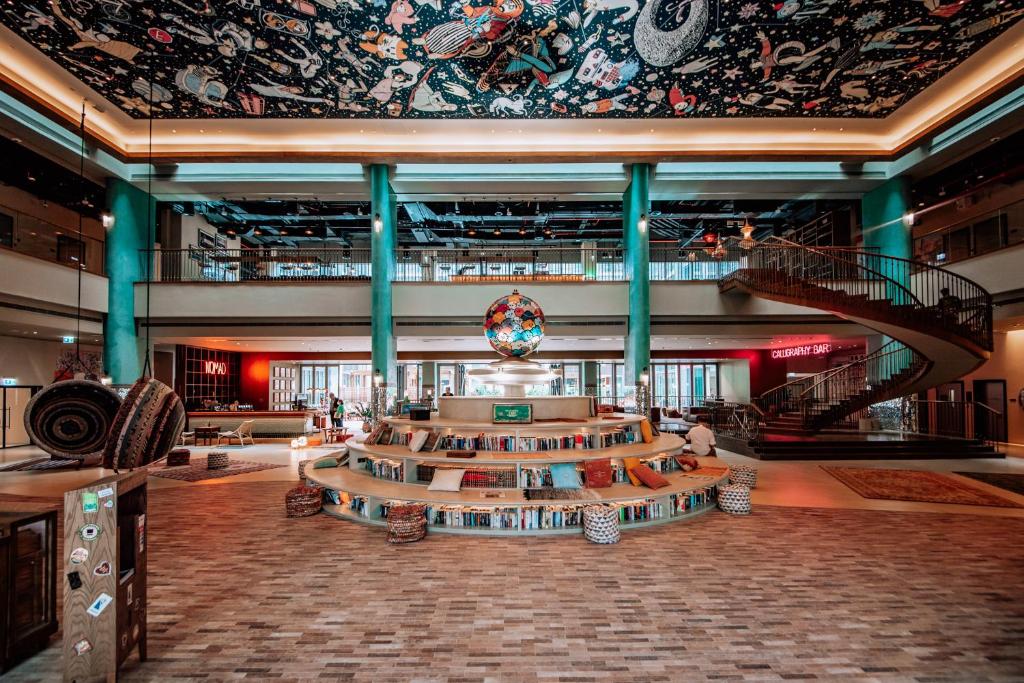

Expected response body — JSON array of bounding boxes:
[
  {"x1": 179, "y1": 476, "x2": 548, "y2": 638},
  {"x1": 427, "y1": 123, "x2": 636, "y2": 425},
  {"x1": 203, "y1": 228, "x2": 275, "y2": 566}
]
[{"x1": 2, "y1": 443, "x2": 1024, "y2": 681}]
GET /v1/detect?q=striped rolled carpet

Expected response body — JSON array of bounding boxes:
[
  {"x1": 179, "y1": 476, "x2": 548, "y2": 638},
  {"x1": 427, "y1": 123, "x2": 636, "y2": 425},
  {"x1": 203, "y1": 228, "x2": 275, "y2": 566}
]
[
  {"x1": 24, "y1": 379, "x2": 122, "y2": 460},
  {"x1": 103, "y1": 377, "x2": 186, "y2": 471}
]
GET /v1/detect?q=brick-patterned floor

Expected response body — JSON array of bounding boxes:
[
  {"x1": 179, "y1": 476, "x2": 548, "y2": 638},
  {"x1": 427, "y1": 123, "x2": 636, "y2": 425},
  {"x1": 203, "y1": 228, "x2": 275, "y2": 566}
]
[{"x1": 7, "y1": 481, "x2": 1024, "y2": 682}]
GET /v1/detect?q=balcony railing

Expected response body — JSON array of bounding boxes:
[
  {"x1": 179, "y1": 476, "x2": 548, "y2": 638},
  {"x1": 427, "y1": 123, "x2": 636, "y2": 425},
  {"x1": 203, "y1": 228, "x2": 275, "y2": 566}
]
[
  {"x1": 0, "y1": 205, "x2": 105, "y2": 276},
  {"x1": 142, "y1": 242, "x2": 882, "y2": 284}
]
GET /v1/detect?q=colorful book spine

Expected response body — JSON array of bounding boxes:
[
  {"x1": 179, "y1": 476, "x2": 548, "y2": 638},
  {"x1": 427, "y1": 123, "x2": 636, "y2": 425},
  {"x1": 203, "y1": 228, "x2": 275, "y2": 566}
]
[
  {"x1": 366, "y1": 456, "x2": 404, "y2": 482},
  {"x1": 669, "y1": 485, "x2": 718, "y2": 516}
]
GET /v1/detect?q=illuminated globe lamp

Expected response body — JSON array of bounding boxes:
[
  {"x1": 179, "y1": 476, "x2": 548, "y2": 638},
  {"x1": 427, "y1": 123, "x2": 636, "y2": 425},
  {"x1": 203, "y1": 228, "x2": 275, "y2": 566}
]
[{"x1": 469, "y1": 290, "x2": 561, "y2": 397}]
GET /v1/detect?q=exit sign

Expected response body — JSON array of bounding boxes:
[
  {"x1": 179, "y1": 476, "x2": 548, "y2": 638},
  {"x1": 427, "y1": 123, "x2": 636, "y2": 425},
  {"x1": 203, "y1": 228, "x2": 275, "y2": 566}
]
[
  {"x1": 1, "y1": 378, "x2": 16, "y2": 386},
  {"x1": 62, "y1": 336, "x2": 75, "y2": 344}
]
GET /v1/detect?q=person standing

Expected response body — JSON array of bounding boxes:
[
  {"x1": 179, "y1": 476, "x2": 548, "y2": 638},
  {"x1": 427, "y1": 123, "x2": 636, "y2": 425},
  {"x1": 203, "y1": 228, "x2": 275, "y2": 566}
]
[{"x1": 329, "y1": 393, "x2": 341, "y2": 428}]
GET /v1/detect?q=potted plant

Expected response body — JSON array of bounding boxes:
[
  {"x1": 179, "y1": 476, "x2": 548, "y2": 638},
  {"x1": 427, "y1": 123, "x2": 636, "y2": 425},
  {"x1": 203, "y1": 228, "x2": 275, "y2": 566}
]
[{"x1": 353, "y1": 402, "x2": 373, "y2": 432}]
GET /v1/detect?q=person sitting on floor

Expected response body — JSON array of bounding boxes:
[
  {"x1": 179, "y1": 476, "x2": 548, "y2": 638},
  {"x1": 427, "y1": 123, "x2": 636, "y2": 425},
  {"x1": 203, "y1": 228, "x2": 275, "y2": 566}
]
[{"x1": 686, "y1": 416, "x2": 717, "y2": 457}]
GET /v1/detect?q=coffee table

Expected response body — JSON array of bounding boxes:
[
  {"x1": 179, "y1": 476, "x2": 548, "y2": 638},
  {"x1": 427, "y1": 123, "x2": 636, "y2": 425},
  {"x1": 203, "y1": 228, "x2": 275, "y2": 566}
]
[{"x1": 194, "y1": 426, "x2": 220, "y2": 446}]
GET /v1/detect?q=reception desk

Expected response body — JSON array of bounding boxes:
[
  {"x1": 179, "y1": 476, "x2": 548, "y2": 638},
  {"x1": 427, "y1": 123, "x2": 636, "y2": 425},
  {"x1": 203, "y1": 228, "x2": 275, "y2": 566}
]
[{"x1": 187, "y1": 411, "x2": 317, "y2": 438}]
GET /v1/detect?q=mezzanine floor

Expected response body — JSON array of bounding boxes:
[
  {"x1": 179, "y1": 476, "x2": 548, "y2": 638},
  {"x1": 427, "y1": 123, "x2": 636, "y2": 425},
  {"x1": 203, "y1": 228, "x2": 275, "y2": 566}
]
[{"x1": 1, "y1": 443, "x2": 1023, "y2": 682}]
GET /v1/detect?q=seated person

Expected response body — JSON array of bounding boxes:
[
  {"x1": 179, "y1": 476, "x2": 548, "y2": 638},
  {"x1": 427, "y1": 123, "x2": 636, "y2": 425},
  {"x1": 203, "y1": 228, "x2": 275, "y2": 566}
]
[{"x1": 685, "y1": 416, "x2": 716, "y2": 457}]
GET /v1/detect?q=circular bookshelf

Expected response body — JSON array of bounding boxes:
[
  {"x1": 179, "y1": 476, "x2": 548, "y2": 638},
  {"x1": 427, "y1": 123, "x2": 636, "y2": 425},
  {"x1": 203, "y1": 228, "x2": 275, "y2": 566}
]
[{"x1": 306, "y1": 408, "x2": 730, "y2": 536}]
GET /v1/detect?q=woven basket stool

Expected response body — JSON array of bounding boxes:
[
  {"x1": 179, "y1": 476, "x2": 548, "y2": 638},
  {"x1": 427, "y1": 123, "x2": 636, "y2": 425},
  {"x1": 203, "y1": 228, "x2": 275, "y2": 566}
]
[
  {"x1": 387, "y1": 504, "x2": 427, "y2": 544},
  {"x1": 285, "y1": 486, "x2": 323, "y2": 518},
  {"x1": 582, "y1": 505, "x2": 620, "y2": 544},
  {"x1": 297, "y1": 458, "x2": 312, "y2": 484},
  {"x1": 718, "y1": 483, "x2": 752, "y2": 515},
  {"x1": 207, "y1": 450, "x2": 230, "y2": 470},
  {"x1": 729, "y1": 464, "x2": 758, "y2": 488},
  {"x1": 166, "y1": 448, "x2": 191, "y2": 467}
]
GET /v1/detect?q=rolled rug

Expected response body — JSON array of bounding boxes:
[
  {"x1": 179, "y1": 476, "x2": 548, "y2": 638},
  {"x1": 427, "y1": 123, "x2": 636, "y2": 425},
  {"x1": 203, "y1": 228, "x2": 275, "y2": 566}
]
[
  {"x1": 24, "y1": 379, "x2": 122, "y2": 461},
  {"x1": 103, "y1": 377, "x2": 186, "y2": 471}
]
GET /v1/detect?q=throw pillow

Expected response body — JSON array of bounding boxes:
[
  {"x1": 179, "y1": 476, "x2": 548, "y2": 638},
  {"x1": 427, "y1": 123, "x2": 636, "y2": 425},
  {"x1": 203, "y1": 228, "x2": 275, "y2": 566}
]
[
  {"x1": 674, "y1": 455, "x2": 699, "y2": 472},
  {"x1": 631, "y1": 464, "x2": 670, "y2": 489},
  {"x1": 583, "y1": 458, "x2": 613, "y2": 488},
  {"x1": 622, "y1": 456, "x2": 643, "y2": 486},
  {"x1": 408, "y1": 430, "x2": 429, "y2": 452},
  {"x1": 427, "y1": 468, "x2": 466, "y2": 492},
  {"x1": 313, "y1": 457, "x2": 338, "y2": 469},
  {"x1": 550, "y1": 462, "x2": 581, "y2": 489},
  {"x1": 640, "y1": 420, "x2": 654, "y2": 443}
]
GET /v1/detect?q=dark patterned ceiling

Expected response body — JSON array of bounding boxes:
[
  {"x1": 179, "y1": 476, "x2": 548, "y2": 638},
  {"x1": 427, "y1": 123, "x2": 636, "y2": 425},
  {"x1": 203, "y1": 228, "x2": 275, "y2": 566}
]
[{"x1": 2, "y1": 0, "x2": 1022, "y2": 119}]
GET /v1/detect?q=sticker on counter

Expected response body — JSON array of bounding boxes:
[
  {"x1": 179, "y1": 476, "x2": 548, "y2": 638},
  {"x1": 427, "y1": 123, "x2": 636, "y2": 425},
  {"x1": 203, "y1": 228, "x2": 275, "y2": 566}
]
[
  {"x1": 97, "y1": 487, "x2": 113, "y2": 498},
  {"x1": 132, "y1": 624, "x2": 140, "y2": 639},
  {"x1": 70, "y1": 547, "x2": 89, "y2": 564},
  {"x1": 86, "y1": 593, "x2": 112, "y2": 617},
  {"x1": 93, "y1": 561, "x2": 111, "y2": 577},
  {"x1": 79, "y1": 524, "x2": 101, "y2": 541},
  {"x1": 67, "y1": 571, "x2": 82, "y2": 590},
  {"x1": 104, "y1": 499, "x2": 113, "y2": 508},
  {"x1": 82, "y1": 492, "x2": 98, "y2": 513},
  {"x1": 121, "y1": 633, "x2": 128, "y2": 648},
  {"x1": 73, "y1": 639, "x2": 92, "y2": 656}
]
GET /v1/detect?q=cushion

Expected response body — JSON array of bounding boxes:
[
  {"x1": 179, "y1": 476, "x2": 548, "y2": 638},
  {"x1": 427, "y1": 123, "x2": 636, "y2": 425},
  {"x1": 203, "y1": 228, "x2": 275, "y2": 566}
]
[
  {"x1": 666, "y1": 409, "x2": 682, "y2": 419},
  {"x1": 622, "y1": 457, "x2": 643, "y2": 486},
  {"x1": 313, "y1": 457, "x2": 338, "y2": 469},
  {"x1": 674, "y1": 455, "x2": 699, "y2": 472},
  {"x1": 630, "y1": 464, "x2": 670, "y2": 489},
  {"x1": 640, "y1": 420, "x2": 654, "y2": 444},
  {"x1": 408, "y1": 430, "x2": 429, "y2": 452},
  {"x1": 583, "y1": 459, "x2": 613, "y2": 488},
  {"x1": 427, "y1": 468, "x2": 466, "y2": 492},
  {"x1": 550, "y1": 462, "x2": 581, "y2": 489}
]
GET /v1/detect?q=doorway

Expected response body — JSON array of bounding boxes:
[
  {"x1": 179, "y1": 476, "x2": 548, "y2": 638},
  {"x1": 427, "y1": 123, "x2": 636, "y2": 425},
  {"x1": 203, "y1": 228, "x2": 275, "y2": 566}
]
[
  {"x1": 2, "y1": 386, "x2": 38, "y2": 448},
  {"x1": 972, "y1": 379, "x2": 1008, "y2": 442}
]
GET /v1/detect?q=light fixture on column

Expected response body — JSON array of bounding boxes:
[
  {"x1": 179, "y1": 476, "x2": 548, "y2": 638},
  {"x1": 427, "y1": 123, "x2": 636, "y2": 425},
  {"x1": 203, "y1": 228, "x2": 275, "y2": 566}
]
[
  {"x1": 740, "y1": 218, "x2": 755, "y2": 249},
  {"x1": 902, "y1": 211, "x2": 915, "y2": 227},
  {"x1": 373, "y1": 213, "x2": 383, "y2": 233},
  {"x1": 373, "y1": 369, "x2": 383, "y2": 387},
  {"x1": 101, "y1": 212, "x2": 115, "y2": 229},
  {"x1": 639, "y1": 367, "x2": 649, "y2": 385},
  {"x1": 637, "y1": 213, "x2": 648, "y2": 233}
]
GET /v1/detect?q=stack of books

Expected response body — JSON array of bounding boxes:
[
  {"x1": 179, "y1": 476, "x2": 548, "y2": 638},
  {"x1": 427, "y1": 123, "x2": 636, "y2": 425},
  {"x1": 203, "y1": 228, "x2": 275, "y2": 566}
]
[{"x1": 366, "y1": 456, "x2": 404, "y2": 482}]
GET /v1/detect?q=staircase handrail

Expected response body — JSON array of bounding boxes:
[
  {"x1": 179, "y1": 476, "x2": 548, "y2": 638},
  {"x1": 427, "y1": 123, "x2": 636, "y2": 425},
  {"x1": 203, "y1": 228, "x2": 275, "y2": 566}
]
[{"x1": 798, "y1": 340, "x2": 916, "y2": 403}]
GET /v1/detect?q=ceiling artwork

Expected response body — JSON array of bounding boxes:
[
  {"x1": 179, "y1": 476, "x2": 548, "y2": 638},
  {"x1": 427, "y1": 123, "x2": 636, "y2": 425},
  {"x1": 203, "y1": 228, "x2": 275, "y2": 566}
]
[{"x1": 1, "y1": 0, "x2": 1022, "y2": 120}]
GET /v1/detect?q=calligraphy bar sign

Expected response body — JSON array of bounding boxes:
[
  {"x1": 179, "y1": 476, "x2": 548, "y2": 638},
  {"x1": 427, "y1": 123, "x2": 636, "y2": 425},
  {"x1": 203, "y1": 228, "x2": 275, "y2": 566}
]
[{"x1": 771, "y1": 343, "x2": 832, "y2": 360}]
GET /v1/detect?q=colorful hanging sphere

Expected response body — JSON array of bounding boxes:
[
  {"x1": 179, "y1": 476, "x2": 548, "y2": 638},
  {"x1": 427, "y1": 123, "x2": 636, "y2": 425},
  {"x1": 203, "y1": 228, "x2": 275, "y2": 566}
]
[{"x1": 483, "y1": 290, "x2": 546, "y2": 357}]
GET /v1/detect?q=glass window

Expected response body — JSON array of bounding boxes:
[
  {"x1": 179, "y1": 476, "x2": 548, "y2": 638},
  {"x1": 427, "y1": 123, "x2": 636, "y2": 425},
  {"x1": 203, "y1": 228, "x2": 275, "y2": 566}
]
[
  {"x1": 1007, "y1": 202, "x2": 1024, "y2": 246},
  {"x1": 599, "y1": 362, "x2": 616, "y2": 404},
  {"x1": 705, "y1": 364, "x2": 718, "y2": 399},
  {"x1": 562, "y1": 363, "x2": 581, "y2": 396},
  {"x1": 667, "y1": 364, "x2": 678, "y2": 407},
  {"x1": 57, "y1": 234, "x2": 85, "y2": 268},
  {"x1": 615, "y1": 364, "x2": 625, "y2": 404},
  {"x1": 972, "y1": 215, "x2": 1005, "y2": 256},
  {"x1": 946, "y1": 227, "x2": 971, "y2": 262},
  {"x1": 653, "y1": 364, "x2": 667, "y2": 407},
  {"x1": 438, "y1": 364, "x2": 457, "y2": 396}
]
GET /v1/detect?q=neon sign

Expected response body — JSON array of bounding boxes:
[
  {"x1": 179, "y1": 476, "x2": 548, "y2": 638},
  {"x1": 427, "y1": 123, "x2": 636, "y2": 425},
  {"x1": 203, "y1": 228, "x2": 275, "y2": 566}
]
[
  {"x1": 203, "y1": 361, "x2": 227, "y2": 375},
  {"x1": 771, "y1": 343, "x2": 832, "y2": 360}
]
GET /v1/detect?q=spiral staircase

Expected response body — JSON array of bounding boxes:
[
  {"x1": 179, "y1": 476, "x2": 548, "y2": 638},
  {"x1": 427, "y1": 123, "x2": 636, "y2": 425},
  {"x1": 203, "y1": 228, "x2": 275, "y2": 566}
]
[{"x1": 718, "y1": 238, "x2": 997, "y2": 459}]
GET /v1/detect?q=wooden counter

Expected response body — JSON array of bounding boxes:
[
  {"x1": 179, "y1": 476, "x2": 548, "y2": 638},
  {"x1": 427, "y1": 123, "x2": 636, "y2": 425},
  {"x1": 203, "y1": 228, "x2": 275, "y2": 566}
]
[{"x1": 187, "y1": 410, "x2": 316, "y2": 437}]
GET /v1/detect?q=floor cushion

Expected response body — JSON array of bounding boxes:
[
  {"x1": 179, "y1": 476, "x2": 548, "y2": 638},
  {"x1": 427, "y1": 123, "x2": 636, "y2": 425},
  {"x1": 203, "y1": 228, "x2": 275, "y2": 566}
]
[
  {"x1": 428, "y1": 468, "x2": 466, "y2": 491},
  {"x1": 550, "y1": 462, "x2": 581, "y2": 489},
  {"x1": 584, "y1": 459, "x2": 613, "y2": 488},
  {"x1": 631, "y1": 464, "x2": 670, "y2": 489},
  {"x1": 622, "y1": 456, "x2": 643, "y2": 486},
  {"x1": 313, "y1": 457, "x2": 338, "y2": 469}
]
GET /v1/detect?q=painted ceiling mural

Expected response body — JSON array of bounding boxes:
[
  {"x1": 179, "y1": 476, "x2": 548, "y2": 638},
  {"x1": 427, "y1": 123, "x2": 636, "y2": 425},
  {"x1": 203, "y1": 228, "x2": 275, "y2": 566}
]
[{"x1": 1, "y1": 0, "x2": 1022, "y2": 119}]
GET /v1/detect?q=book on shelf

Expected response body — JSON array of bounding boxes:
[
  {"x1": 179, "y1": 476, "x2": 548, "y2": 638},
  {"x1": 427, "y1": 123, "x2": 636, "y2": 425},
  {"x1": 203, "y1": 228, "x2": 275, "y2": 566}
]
[
  {"x1": 366, "y1": 456, "x2": 404, "y2": 482},
  {"x1": 613, "y1": 499, "x2": 664, "y2": 523},
  {"x1": 669, "y1": 485, "x2": 718, "y2": 515}
]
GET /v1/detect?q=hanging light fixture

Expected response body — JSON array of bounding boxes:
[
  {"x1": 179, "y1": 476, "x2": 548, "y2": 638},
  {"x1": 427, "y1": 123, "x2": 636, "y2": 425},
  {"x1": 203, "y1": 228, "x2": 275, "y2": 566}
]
[
  {"x1": 740, "y1": 218, "x2": 756, "y2": 249},
  {"x1": 467, "y1": 225, "x2": 477, "y2": 236},
  {"x1": 712, "y1": 241, "x2": 726, "y2": 259},
  {"x1": 637, "y1": 213, "x2": 648, "y2": 233},
  {"x1": 373, "y1": 213, "x2": 383, "y2": 233}
]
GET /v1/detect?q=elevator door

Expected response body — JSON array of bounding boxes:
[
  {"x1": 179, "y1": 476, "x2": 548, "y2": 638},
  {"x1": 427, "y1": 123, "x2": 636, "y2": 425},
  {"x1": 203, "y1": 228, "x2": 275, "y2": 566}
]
[
  {"x1": 973, "y1": 380, "x2": 1008, "y2": 443},
  {"x1": 3, "y1": 387, "x2": 34, "y2": 448}
]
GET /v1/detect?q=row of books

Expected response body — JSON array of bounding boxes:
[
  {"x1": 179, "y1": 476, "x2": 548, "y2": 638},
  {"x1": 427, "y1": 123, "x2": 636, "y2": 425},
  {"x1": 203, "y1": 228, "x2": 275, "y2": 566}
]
[
  {"x1": 415, "y1": 465, "x2": 517, "y2": 488},
  {"x1": 386, "y1": 429, "x2": 638, "y2": 453},
  {"x1": 365, "y1": 457, "x2": 404, "y2": 482},
  {"x1": 615, "y1": 499, "x2": 664, "y2": 523},
  {"x1": 669, "y1": 486, "x2": 718, "y2": 515},
  {"x1": 519, "y1": 456, "x2": 680, "y2": 487}
]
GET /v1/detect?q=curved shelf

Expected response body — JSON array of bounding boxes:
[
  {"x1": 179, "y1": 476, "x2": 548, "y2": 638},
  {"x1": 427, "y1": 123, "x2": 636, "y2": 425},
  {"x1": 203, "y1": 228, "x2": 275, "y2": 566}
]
[
  {"x1": 384, "y1": 414, "x2": 644, "y2": 431},
  {"x1": 348, "y1": 433, "x2": 687, "y2": 465},
  {"x1": 307, "y1": 462, "x2": 728, "y2": 507}
]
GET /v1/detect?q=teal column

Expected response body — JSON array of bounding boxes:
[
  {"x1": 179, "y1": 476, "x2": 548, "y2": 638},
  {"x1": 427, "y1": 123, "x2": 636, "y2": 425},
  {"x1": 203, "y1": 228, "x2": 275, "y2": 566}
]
[
  {"x1": 623, "y1": 163, "x2": 651, "y2": 387},
  {"x1": 862, "y1": 177, "x2": 912, "y2": 305},
  {"x1": 104, "y1": 178, "x2": 154, "y2": 384},
  {"x1": 370, "y1": 164, "x2": 397, "y2": 389}
]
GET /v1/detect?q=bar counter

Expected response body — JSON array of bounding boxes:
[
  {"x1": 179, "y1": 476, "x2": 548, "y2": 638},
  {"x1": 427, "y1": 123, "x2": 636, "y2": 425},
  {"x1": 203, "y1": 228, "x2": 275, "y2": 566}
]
[{"x1": 187, "y1": 410, "x2": 317, "y2": 437}]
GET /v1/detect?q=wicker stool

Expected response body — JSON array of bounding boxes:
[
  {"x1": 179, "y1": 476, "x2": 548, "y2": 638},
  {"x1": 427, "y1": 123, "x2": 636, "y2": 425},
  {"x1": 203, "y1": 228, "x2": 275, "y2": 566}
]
[
  {"x1": 729, "y1": 464, "x2": 758, "y2": 488},
  {"x1": 582, "y1": 505, "x2": 620, "y2": 544},
  {"x1": 166, "y1": 448, "x2": 191, "y2": 467},
  {"x1": 387, "y1": 504, "x2": 427, "y2": 544},
  {"x1": 718, "y1": 483, "x2": 752, "y2": 515},
  {"x1": 207, "y1": 450, "x2": 230, "y2": 470},
  {"x1": 297, "y1": 459, "x2": 312, "y2": 484},
  {"x1": 285, "y1": 486, "x2": 323, "y2": 518}
]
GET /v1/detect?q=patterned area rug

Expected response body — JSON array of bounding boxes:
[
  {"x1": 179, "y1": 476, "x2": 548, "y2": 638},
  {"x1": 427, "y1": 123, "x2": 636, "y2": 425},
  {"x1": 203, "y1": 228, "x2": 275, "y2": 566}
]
[
  {"x1": 822, "y1": 466, "x2": 1023, "y2": 508},
  {"x1": 0, "y1": 457, "x2": 88, "y2": 472},
  {"x1": 955, "y1": 471, "x2": 1024, "y2": 497},
  {"x1": 148, "y1": 456, "x2": 285, "y2": 482}
]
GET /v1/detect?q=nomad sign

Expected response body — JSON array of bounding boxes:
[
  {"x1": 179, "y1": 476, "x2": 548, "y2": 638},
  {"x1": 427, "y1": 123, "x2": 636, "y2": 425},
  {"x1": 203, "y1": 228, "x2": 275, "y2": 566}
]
[
  {"x1": 203, "y1": 361, "x2": 228, "y2": 375},
  {"x1": 771, "y1": 343, "x2": 832, "y2": 360}
]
